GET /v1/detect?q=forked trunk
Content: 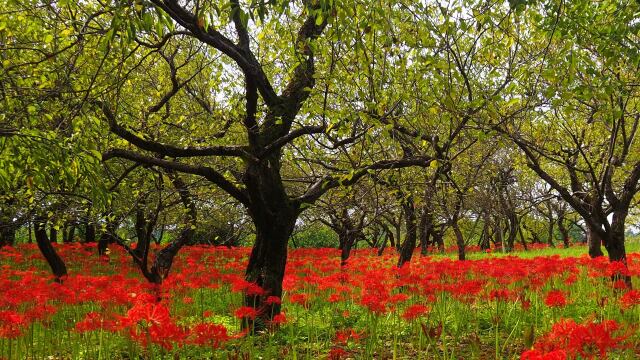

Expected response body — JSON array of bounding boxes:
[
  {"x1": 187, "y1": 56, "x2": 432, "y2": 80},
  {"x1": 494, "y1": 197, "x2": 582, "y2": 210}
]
[{"x1": 340, "y1": 231, "x2": 361, "y2": 266}]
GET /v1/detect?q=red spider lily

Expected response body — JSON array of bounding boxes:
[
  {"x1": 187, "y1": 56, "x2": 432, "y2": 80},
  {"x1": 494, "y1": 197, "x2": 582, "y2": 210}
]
[
  {"x1": 269, "y1": 312, "x2": 288, "y2": 326},
  {"x1": 0, "y1": 310, "x2": 26, "y2": 339},
  {"x1": 544, "y1": 290, "x2": 567, "y2": 308},
  {"x1": 264, "y1": 296, "x2": 281, "y2": 305},
  {"x1": 189, "y1": 323, "x2": 229, "y2": 348},
  {"x1": 619, "y1": 289, "x2": 640, "y2": 309},
  {"x1": 529, "y1": 318, "x2": 629, "y2": 359},
  {"x1": 520, "y1": 349, "x2": 567, "y2": 360},
  {"x1": 489, "y1": 289, "x2": 513, "y2": 302},
  {"x1": 333, "y1": 328, "x2": 362, "y2": 345},
  {"x1": 75, "y1": 312, "x2": 105, "y2": 333},
  {"x1": 124, "y1": 301, "x2": 171, "y2": 327},
  {"x1": 388, "y1": 293, "x2": 410, "y2": 304},
  {"x1": 402, "y1": 304, "x2": 430, "y2": 321},
  {"x1": 359, "y1": 293, "x2": 387, "y2": 314},
  {"x1": 288, "y1": 293, "x2": 309, "y2": 307},
  {"x1": 606, "y1": 261, "x2": 630, "y2": 277},
  {"x1": 234, "y1": 306, "x2": 259, "y2": 320}
]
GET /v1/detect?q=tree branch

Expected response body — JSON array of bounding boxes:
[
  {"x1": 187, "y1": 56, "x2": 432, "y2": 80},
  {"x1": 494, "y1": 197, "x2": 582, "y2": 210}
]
[{"x1": 102, "y1": 149, "x2": 250, "y2": 206}]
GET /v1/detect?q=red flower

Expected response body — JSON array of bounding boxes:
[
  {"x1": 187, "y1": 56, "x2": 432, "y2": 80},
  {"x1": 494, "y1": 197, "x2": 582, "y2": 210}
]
[
  {"x1": 620, "y1": 290, "x2": 640, "y2": 309},
  {"x1": 489, "y1": 289, "x2": 512, "y2": 302},
  {"x1": 269, "y1": 312, "x2": 288, "y2": 326},
  {"x1": 528, "y1": 318, "x2": 629, "y2": 359},
  {"x1": 334, "y1": 328, "x2": 362, "y2": 345},
  {"x1": 544, "y1": 290, "x2": 567, "y2": 308},
  {"x1": 402, "y1": 304, "x2": 430, "y2": 321},
  {"x1": 234, "y1": 306, "x2": 259, "y2": 320},
  {"x1": 289, "y1": 293, "x2": 309, "y2": 307},
  {"x1": 521, "y1": 349, "x2": 567, "y2": 360},
  {"x1": 190, "y1": 323, "x2": 229, "y2": 348},
  {"x1": 265, "y1": 296, "x2": 281, "y2": 305},
  {"x1": 75, "y1": 312, "x2": 104, "y2": 333},
  {"x1": 0, "y1": 310, "x2": 26, "y2": 338}
]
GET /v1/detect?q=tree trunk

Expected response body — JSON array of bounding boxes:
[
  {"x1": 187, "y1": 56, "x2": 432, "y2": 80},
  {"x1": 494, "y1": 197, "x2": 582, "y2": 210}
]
[
  {"x1": 244, "y1": 209, "x2": 297, "y2": 330},
  {"x1": 64, "y1": 223, "x2": 75, "y2": 243},
  {"x1": 340, "y1": 230, "x2": 360, "y2": 266},
  {"x1": 398, "y1": 196, "x2": 417, "y2": 267},
  {"x1": 518, "y1": 223, "x2": 528, "y2": 251},
  {"x1": 479, "y1": 212, "x2": 490, "y2": 250},
  {"x1": 586, "y1": 223, "x2": 604, "y2": 258},
  {"x1": 557, "y1": 217, "x2": 570, "y2": 248},
  {"x1": 452, "y1": 221, "x2": 465, "y2": 261},
  {"x1": 495, "y1": 219, "x2": 504, "y2": 252},
  {"x1": 243, "y1": 158, "x2": 299, "y2": 330},
  {"x1": 34, "y1": 217, "x2": 67, "y2": 281},
  {"x1": 604, "y1": 212, "x2": 631, "y2": 288},
  {"x1": 0, "y1": 222, "x2": 16, "y2": 247},
  {"x1": 378, "y1": 223, "x2": 393, "y2": 256},
  {"x1": 49, "y1": 226, "x2": 58, "y2": 244},
  {"x1": 85, "y1": 222, "x2": 96, "y2": 243},
  {"x1": 433, "y1": 226, "x2": 445, "y2": 253},
  {"x1": 546, "y1": 219, "x2": 555, "y2": 248},
  {"x1": 505, "y1": 217, "x2": 518, "y2": 252},
  {"x1": 98, "y1": 220, "x2": 117, "y2": 256}
]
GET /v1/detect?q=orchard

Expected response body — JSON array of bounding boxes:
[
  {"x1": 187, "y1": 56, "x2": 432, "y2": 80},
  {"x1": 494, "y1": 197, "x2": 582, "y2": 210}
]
[{"x1": 1, "y1": 0, "x2": 640, "y2": 358}]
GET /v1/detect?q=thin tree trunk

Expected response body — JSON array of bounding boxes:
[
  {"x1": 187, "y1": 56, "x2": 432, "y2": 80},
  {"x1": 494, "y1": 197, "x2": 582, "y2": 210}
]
[
  {"x1": 546, "y1": 219, "x2": 555, "y2": 248},
  {"x1": 398, "y1": 196, "x2": 417, "y2": 267},
  {"x1": 557, "y1": 217, "x2": 570, "y2": 248},
  {"x1": 518, "y1": 223, "x2": 528, "y2": 251},
  {"x1": 64, "y1": 223, "x2": 75, "y2": 243},
  {"x1": 452, "y1": 221, "x2": 465, "y2": 261},
  {"x1": 34, "y1": 217, "x2": 67, "y2": 281}
]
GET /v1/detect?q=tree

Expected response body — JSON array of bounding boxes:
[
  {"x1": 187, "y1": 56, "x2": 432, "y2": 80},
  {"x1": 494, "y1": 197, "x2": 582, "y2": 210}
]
[{"x1": 496, "y1": 0, "x2": 640, "y2": 286}]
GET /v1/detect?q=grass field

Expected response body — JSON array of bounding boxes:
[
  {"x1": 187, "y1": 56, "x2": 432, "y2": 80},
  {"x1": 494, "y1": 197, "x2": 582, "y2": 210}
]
[{"x1": 1, "y1": 242, "x2": 639, "y2": 359}]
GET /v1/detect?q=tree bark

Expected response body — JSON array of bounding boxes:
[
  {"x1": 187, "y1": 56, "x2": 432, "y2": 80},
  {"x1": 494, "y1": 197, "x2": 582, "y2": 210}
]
[
  {"x1": 433, "y1": 226, "x2": 445, "y2": 253},
  {"x1": 604, "y1": 211, "x2": 632, "y2": 288},
  {"x1": 479, "y1": 212, "x2": 491, "y2": 250},
  {"x1": 49, "y1": 225, "x2": 58, "y2": 244},
  {"x1": 557, "y1": 217, "x2": 570, "y2": 248},
  {"x1": 586, "y1": 223, "x2": 604, "y2": 258},
  {"x1": 0, "y1": 222, "x2": 16, "y2": 247},
  {"x1": 64, "y1": 223, "x2": 75, "y2": 243},
  {"x1": 546, "y1": 218, "x2": 555, "y2": 248},
  {"x1": 452, "y1": 221, "x2": 465, "y2": 261},
  {"x1": 85, "y1": 222, "x2": 96, "y2": 243},
  {"x1": 243, "y1": 158, "x2": 300, "y2": 330},
  {"x1": 34, "y1": 217, "x2": 67, "y2": 281},
  {"x1": 398, "y1": 196, "x2": 417, "y2": 267}
]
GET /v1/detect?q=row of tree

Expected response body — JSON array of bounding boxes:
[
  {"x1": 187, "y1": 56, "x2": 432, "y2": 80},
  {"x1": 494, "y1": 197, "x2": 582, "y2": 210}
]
[{"x1": 2, "y1": 0, "x2": 639, "y2": 325}]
